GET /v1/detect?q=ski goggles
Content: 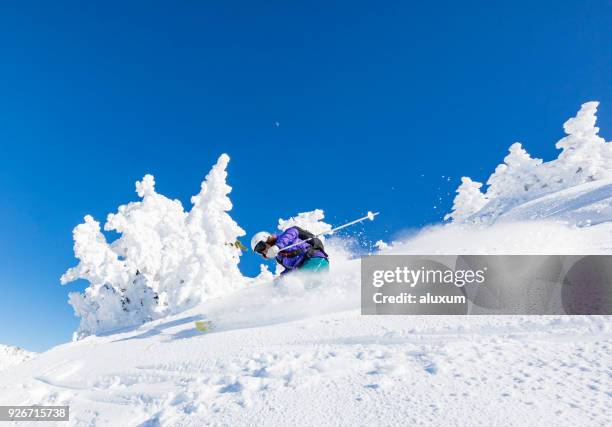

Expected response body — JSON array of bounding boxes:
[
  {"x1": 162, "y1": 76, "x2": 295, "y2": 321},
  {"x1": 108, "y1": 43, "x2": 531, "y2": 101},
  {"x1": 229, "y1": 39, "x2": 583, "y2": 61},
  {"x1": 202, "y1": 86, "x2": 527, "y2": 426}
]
[{"x1": 254, "y1": 241, "x2": 267, "y2": 254}]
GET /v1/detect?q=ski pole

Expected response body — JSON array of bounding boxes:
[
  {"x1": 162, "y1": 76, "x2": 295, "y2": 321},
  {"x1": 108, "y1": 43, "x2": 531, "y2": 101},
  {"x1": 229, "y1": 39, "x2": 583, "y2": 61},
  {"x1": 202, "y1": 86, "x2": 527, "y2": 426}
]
[{"x1": 277, "y1": 211, "x2": 380, "y2": 252}]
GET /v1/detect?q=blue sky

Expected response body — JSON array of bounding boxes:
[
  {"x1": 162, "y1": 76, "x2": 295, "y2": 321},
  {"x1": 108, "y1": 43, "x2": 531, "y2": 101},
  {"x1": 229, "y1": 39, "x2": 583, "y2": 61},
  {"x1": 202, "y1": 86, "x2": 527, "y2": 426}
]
[{"x1": 0, "y1": 1, "x2": 610, "y2": 351}]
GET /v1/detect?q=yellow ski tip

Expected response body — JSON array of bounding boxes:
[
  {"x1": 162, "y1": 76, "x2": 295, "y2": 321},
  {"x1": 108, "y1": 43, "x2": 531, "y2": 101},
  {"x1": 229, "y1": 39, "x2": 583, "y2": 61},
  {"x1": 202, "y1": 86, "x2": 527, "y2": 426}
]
[{"x1": 195, "y1": 320, "x2": 213, "y2": 333}]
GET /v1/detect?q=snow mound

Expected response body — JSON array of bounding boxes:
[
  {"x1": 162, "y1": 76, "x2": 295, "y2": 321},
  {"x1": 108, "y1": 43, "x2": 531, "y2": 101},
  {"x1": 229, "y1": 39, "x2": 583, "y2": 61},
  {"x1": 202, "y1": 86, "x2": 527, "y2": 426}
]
[
  {"x1": 0, "y1": 344, "x2": 36, "y2": 371},
  {"x1": 447, "y1": 101, "x2": 612, "y2": 223}
]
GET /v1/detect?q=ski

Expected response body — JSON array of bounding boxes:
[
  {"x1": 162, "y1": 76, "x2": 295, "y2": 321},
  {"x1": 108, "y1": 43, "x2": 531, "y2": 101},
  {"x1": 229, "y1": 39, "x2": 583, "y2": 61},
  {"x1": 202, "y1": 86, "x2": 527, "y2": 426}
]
[{"x1": 194, "y1": 320, "x2": 213, "y2": 333}]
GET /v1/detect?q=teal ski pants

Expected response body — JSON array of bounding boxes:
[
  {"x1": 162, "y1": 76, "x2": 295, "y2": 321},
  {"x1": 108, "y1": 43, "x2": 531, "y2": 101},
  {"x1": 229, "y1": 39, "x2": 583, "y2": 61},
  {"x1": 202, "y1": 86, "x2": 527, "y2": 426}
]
[{"x1": 300, "y1": 257, "x2": 330, "y2": 273}]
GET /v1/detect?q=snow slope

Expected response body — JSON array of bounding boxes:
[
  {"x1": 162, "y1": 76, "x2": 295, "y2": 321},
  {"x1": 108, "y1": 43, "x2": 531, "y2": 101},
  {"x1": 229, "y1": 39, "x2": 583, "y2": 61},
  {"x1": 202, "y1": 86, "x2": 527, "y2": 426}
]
[
  {"x1": 0, "y1": 344, "x2": 36, "y2": 372},
  {"x1": 0, "y1": 308, "x2": 609, "y2": 426},
  {"x1": 497, "y1": 178, "x2": 612, "y2": 227},
  {"x1": 387, "y1": 178, "x2": 612, "y2": 256},
  {"x1": 1, "y1": 189, "x2": 612, "y2": 426}
]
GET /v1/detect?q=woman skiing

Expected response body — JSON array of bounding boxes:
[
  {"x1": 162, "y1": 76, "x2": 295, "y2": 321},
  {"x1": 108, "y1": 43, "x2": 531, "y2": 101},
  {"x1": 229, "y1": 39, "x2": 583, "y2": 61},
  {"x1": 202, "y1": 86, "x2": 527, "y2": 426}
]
[{"x1": 251, "y1": 227, "x2": 329, "y2": 274}]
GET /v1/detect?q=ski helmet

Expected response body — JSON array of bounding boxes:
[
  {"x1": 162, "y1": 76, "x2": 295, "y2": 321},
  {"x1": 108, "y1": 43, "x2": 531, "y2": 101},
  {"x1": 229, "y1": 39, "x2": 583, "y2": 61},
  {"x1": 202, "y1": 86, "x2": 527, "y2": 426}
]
[{"x1": 251, "y1": 231, "x2": 271, "y2": 252}]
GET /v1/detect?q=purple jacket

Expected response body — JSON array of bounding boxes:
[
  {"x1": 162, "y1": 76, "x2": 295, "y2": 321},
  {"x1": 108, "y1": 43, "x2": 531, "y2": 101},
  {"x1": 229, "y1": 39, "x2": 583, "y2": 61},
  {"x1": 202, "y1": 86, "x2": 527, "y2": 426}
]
[{"x1": 274, "y1": 227, "x2": 326, "y2": 273}]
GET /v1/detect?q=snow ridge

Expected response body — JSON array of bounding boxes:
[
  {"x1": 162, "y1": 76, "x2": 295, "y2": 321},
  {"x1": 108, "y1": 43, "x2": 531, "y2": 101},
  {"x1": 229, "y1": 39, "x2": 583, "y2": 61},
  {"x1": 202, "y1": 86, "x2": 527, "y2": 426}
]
[{"x1": 447, "y1": 101, "x2": 612, "y2": 223}]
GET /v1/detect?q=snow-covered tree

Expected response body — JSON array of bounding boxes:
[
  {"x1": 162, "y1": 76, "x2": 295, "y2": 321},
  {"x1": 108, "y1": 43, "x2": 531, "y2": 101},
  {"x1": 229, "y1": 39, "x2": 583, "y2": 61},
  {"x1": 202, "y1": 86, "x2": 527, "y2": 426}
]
[
  {"x1": 485, "y1": 142, "x2": 543, "y2": 199},
  {"x1": 62, "y1": 154, "x2": 247, "y2": 338},
  {"x1": 277, "y1": 209, "x2": 332, "y2": 238},
  {"x1": 103, "y1": 174, "x2": 192, "y2": 310},
  {"x1": 185, "y1": 153, "x2": 247, "y2": 300},
  {"x1": 445, "y1": 101, "x2": 612, "y2": 223},
  {"x1": 445, "y1": 177, "x2": 487, "y2": 222},
  {"x1": 61, "y1": 215, "x2": 160, "y2": 338},
  {"x1": 554, "y1": 101, "x2": 612, "y2": 184}
]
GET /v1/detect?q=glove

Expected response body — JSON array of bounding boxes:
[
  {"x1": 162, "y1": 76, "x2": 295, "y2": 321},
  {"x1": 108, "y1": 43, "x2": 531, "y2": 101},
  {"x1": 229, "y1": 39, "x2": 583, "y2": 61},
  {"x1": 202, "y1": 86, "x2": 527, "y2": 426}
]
[{"x1": 265, "y1": 245, "x2": 280, "y2": 259}]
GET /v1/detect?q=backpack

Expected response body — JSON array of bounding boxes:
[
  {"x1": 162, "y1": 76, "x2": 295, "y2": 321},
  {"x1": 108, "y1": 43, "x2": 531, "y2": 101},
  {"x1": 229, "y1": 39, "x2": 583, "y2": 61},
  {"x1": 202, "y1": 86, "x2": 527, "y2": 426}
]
[{"x1": 277, "y1": 226, "x2": 328, "y2": 261}]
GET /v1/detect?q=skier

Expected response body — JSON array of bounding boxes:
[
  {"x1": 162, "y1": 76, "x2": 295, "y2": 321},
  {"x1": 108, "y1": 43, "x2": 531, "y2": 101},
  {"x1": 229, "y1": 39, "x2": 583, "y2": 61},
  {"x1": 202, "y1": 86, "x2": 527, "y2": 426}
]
[{"x1": 251, "y1": 227, "x2": 329, "y2": 274}]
